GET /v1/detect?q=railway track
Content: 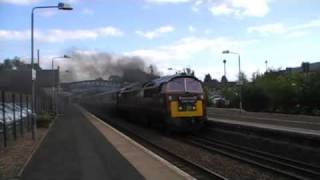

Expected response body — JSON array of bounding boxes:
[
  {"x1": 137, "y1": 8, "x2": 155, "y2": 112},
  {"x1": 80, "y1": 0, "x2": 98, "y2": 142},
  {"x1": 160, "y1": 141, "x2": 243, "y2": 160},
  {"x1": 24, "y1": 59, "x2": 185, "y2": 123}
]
[
  {"x1": 97, "y1": 117, "x2": 227, "y2": 180},
  {"x1": 185, "y1": 135, "x2": 320, "y2": 180}
]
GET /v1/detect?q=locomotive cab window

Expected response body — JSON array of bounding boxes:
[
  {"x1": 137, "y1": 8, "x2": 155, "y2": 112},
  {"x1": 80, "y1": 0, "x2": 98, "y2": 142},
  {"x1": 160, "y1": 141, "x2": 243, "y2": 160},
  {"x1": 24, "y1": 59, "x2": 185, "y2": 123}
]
[
  {"x1": 166, "y1": 78, "x2": 203, "y2": 93},
  {"x1": 185, "y1": 78, "x2": 203, "y2": 93}
]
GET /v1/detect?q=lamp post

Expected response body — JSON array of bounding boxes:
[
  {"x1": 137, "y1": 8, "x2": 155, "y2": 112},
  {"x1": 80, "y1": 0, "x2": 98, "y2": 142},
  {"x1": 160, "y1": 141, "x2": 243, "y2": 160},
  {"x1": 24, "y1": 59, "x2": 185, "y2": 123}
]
[
  {"x1": 265, "y1": 60, "x2": 268, "y2": 73},
  {"x1": 31, "y1": 2, "x2": 72, "y2": 140},
  {"x1": 223, "y1": 59, "x2": 227, "y2": 77},
  {"x1": 51, "y1": 55, "x2": 71, "y2": 114},
  {"x1": 222, "y1": 50, "x2": 243, "y2": 113}
]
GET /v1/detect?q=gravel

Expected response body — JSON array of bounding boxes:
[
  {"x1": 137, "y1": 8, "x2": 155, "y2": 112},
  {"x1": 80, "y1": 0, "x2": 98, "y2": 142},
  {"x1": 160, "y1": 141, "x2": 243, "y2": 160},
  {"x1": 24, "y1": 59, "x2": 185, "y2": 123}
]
[{"x1": 0, "y1": 128, "x2": 47, "y2": 179}]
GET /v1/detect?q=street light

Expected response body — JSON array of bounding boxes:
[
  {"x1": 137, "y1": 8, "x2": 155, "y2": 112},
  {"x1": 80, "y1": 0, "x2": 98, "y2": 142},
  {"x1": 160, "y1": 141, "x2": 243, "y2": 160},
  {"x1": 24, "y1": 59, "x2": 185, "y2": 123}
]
[
  {"x1": 30, "y1": 2, "x2": 73, "y2": 140},
  {"x1": 51, "y1": 55, "x2": 71, "y2": 114},
  {"x1": 265, "y1": 60, "x2": 268, "y2": 73},
  {"x1": 223, "y1": 59, "x2": 227, "y2": 77},
  {"x1": 58, "y1": 2, "x2": 73, "y2": 10},
  {"x1": 222, "y1": 50, "x2": 243, "y2": 113}
]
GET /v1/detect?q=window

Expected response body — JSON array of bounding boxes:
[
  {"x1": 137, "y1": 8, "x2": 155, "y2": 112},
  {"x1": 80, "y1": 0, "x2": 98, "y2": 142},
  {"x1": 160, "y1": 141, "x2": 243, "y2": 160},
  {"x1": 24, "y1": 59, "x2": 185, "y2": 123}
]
[
  {"x1": 166, "y1": 78, "x2": 203, "y2": 93},
  {"x1": 186, "y1": 78, "x2": 203, "y2": 93},
  {"x1": 167, "y1": 78, "x2": 185, "y2": 92}
]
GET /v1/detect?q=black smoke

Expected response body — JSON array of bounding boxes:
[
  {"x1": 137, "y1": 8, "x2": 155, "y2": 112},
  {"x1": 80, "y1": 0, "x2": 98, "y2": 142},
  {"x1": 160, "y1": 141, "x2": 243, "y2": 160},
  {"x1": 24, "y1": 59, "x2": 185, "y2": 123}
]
[{"x1": 60, "y1": 50, "x2": 160, "y2": 83}]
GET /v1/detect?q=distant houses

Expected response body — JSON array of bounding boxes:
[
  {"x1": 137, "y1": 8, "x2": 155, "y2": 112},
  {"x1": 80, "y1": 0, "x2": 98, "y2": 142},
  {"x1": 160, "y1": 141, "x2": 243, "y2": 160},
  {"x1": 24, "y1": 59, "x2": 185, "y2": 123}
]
[{"x1": 274, "y1": 61, "x2": 320, "y2": 74}]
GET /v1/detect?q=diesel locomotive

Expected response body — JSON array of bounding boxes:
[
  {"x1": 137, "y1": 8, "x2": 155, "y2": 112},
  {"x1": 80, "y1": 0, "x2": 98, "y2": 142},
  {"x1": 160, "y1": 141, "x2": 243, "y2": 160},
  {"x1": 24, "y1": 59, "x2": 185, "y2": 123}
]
[{"x1": 82, "y1": 74, "x2": 207, "y2": 132}]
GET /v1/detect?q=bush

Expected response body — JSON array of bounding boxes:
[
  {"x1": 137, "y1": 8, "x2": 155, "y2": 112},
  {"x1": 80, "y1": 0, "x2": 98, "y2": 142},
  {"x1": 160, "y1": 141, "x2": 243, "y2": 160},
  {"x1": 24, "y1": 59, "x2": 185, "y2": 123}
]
[
  {"x1": 224, "y1": 71, "x2": 320, "y2": 115},
  {"x1": 36, "y1": 112, "x2": 54, "y2": 128}
]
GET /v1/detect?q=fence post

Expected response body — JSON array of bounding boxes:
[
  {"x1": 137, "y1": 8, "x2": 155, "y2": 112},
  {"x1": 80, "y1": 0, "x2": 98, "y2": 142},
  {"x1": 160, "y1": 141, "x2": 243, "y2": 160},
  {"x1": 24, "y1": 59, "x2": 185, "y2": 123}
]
[
  {"x1": 26, "y1": 95, "x2": 29, "y2": 131},
  {"x1": 2, "y1": 91, "x2": 7, "y2": 147},
  {"x1": 12, "y1": 93, "x2": 17, "y2": 140},
  {"x1": 20, "y1": 94, "x2": 23, "y2": 136}
]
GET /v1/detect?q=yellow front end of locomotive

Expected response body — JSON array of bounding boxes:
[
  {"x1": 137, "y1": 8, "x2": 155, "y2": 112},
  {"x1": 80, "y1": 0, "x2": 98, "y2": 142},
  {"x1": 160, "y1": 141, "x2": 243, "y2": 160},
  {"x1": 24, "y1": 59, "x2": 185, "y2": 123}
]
[{"x1": 170, "y1": 100, "x2": 203, "y2": 118}]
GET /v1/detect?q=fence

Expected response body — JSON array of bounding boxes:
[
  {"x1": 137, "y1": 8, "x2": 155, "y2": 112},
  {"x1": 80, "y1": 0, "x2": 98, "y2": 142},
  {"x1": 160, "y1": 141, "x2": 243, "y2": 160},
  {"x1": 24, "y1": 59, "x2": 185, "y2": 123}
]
[{"x1": 0, "y1": 91, "x2": 32, "y2": 148}]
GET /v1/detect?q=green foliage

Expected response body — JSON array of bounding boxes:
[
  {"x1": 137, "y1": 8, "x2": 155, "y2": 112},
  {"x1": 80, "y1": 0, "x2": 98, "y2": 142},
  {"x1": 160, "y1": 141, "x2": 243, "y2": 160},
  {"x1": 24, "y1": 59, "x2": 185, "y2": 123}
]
[
  {"x1": 203, "y1": 86, "x2": 212, "y2": 106},
  {"x1": 36, "y1": 112, "x2": 55, "y2": 128},
  {"x1": 0, "y1": 56, "x2": 25, "y2": 70},
  {"x1": 221, "y1": 86, "x2": 239, "y2": 108},
  {"x1": 241, "y1": 72, "x2": 320, "y2": 115}
]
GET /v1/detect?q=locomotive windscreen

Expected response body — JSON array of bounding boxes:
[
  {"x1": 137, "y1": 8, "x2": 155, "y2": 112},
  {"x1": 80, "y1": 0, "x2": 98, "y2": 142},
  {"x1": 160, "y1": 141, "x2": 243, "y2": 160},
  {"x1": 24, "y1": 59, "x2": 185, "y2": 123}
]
[{"x1": 166, "y1": 77, "x2": 203, "y2": 93}]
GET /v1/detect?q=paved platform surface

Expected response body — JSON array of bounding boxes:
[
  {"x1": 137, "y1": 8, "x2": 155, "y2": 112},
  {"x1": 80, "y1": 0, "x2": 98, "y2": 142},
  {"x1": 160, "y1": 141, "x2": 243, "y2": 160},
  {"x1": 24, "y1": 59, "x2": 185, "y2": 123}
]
[
  {"x1": 21, "y1": 104, "x2": 189, "y2": 180},
  {"x1": 79, "y1": 106, "x2": 190, "y2": 180},
  {"x1": 209, "y1": 117, "x2": 320, "y2": 137},
  {"x1": 207, "y1": 107, "x2": 320, "y2": 136},
  {"x1": 21, "y1": 105, "x2": 145, "y2": 180}
]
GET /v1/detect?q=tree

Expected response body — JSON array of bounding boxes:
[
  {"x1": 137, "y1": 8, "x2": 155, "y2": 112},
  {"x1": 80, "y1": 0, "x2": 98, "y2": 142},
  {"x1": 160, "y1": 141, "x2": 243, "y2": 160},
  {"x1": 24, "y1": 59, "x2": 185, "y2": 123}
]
[
  {"x1": 182, "y1": 68, "x2": 195, "y2": 76},
  {"x1": 204, "y1": 74, "x2": 212, "y2": 83},
  {"x1": 0, "y1": 56, "x2": 25, "y2": 70},
  {"x1": 221, "y1": 75, "x2": 228, "y2": 83}
]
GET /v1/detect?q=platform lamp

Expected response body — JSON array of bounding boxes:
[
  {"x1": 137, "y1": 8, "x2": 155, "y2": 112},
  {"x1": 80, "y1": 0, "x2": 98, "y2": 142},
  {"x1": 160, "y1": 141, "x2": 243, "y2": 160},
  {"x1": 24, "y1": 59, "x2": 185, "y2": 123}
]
[
  {"x1": 51, "y1": 55, "x2": 71, "y2": 114},
  {"x1": 30, "y1": 2, "x2": 73, "y2": 140},
  {"x1": 222, "y1": 50, "x2": 243, "y2": 113}
]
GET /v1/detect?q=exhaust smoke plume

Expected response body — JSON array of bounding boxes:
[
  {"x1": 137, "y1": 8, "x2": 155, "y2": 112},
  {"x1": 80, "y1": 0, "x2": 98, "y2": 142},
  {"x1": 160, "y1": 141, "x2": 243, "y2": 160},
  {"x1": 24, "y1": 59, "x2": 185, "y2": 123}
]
[{"x1": 60, "y1": 50, "x2": 160, "y2": 83}]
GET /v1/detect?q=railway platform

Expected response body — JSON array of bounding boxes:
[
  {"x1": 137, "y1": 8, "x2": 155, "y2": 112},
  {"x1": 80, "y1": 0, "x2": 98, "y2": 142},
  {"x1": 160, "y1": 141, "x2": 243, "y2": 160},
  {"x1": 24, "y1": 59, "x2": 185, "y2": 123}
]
[
  {"x1": 20, "y1": 104, "x2": 192, "y2": 180},
  {"x1": 207, "y1": 107, "x2": 320, "y2": 137},
  {"x1": 208, "y1": 117, "x2": 320, "y2": 137}
]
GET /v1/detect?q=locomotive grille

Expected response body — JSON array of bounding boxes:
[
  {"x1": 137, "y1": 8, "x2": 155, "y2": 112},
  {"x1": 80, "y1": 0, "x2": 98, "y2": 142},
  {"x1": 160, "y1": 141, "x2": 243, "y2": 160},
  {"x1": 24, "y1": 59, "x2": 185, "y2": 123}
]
[{"x1": 170, "y1": 100, "x2": 203, "y2": 118}]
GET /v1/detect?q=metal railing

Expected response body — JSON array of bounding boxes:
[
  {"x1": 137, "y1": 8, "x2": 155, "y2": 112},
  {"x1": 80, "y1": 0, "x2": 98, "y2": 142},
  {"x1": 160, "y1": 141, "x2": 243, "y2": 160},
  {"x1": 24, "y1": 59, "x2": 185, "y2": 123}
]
[{"x1": 1, "y1": 91, "x2": 32, "y2": 148}]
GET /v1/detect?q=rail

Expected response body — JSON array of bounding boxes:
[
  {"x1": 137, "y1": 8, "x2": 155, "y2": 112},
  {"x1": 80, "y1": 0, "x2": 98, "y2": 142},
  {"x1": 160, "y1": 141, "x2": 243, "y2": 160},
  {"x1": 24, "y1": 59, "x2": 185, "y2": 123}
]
[{"x1": 185, "y1": 135, "x2": 320, "y2": 180}]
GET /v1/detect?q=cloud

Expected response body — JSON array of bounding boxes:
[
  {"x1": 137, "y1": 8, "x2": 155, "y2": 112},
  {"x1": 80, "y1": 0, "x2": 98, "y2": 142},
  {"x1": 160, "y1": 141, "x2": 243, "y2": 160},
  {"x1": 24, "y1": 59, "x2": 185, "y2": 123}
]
[
  {"x1": 136, "y1": 25, "x2": 175, "y2": 39},
  {"x1": 126, "y1": 36, "x2": 256, "y2": 80},
  {"x1": 0, "y1": 0, "x2": 40, "y2": 5},
  {"x1": 210, "y1": 0, "x2": 270, "y2": 17},
  {"x1": 248, "y1": 18, "x2": 320, "y2": 38},
  {"x1": 145, "y1": 0, "x2": 191, "y2": 4},
  {"x1": 37, "y1": 9, "x2": 58, "y2": 17},
  {"x1": 144, "y1": 0, "x2": 271, "y2": 17},
  {"x1": 188, "y1": 25, "x2": 195, "y2": 32},
  {"x1": 82, "y1": 8, "x2": 94, "y2": 15},
  {"x1": 127, "y1": 36, "x2": 255, "y2": 63},
  {"x1": 0, "y1": 29, "x2": 29, "y2": 41},
  {"x1": 0, "y1": 26, "x2": 124, "y2": 43},
  {"x1": 291, "y1": 19, "x2": 320, "y2": 30},
  {"x1": 191, "y1": 0, "x2": 204, "y2": 12},
  {"x1": 286, "y1": 31, "x2": 308, "y2": 39},
  {"x1": 247, "y1": 23, "x2": 287, "y2": 35},
  {"x1": 210, "y1": 4, "x2": 234, "y2": 16}
]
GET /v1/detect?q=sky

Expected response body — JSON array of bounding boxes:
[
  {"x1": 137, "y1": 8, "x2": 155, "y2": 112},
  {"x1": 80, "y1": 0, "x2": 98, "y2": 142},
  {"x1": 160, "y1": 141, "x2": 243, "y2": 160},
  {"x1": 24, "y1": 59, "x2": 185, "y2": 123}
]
[{"x1": 1, "y1": 0, "x2": 320, "y2": 81}]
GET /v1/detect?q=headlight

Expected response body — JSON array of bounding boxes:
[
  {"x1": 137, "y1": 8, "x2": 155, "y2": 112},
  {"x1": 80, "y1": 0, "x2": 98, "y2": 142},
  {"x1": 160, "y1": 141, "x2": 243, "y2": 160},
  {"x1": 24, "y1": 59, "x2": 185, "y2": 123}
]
[
  {"x1": 168, "y1": 96, "x2": 172, "y2": 101},
  {"x1": 200, "y1": 95, "x2": 204, "y2": 100},
  {"x1": 178, "y1": 106, "x2": 183, "y2": 110}
]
